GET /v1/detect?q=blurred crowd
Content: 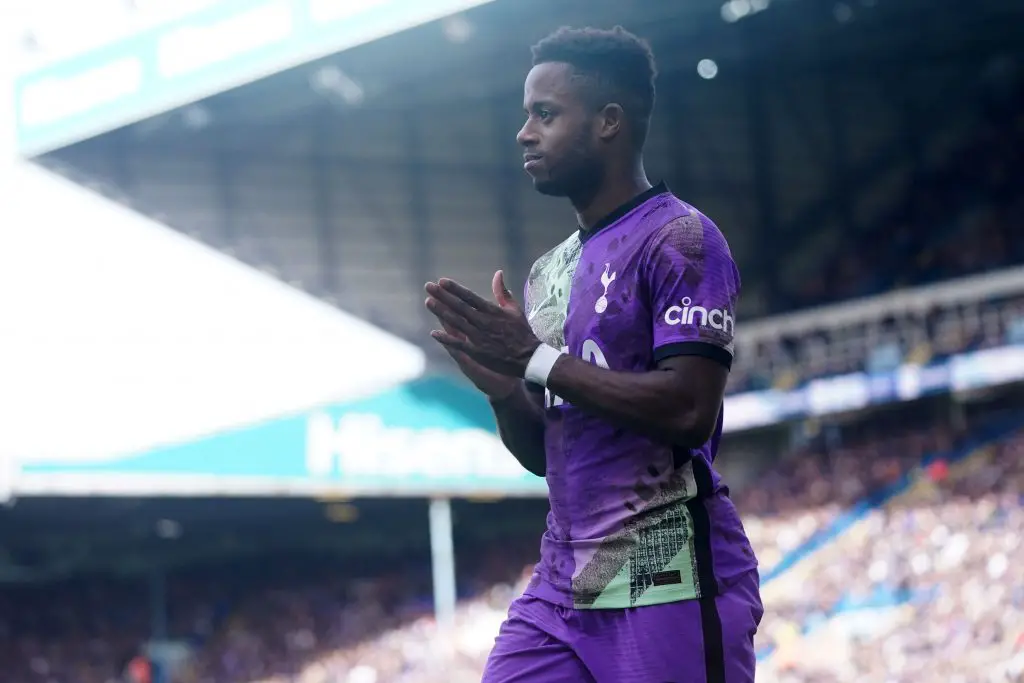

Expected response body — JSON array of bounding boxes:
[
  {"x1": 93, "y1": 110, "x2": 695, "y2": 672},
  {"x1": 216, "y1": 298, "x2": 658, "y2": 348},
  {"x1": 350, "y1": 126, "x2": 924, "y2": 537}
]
[
  {"x1": 729, "y1": 293, "x2": 1024, "y2": 395},
  {"x1": 727, "y1": 73, "x2": 1024, "y2": 395},
  {"x1": 735, "y1": 413, "x2": 960, "y2": 573},
  {"x1": 2, "y1": 410, "x2": 1020, "y2": 683},
  {"x1": 782, "y1": 71, "x2": 1024, "y2": 311},
  {"x1": 760, "y1": 432, "x2": 1024, "y2": 683}
]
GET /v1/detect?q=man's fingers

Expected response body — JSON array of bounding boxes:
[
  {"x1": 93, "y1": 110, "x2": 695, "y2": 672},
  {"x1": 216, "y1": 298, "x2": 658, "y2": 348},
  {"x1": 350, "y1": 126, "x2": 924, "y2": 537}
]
[
  {"x1": 431, "y1": 329, "x2": 488, "y2": 366},
  {"x1": 439, "y1": 317, "x2": 467, "y2": 342},
  {"x1": 439, "y1": 339, "x2": 471, "y2": 366},
  {"x1": 430, "y1": 329, "x2": 471, "y2": 354},
  {"x1": 426, "y1": 282, "x2": 488, "y2": 322},
  {"x1": 438, "y1": 278, "x2": 499, "y2": 313},
  {"x1": 425, "y1": 296, "x2": 475, "y2": 336},
  {"x1": 492, "y1": 270, "x2": 517, "y2": 309}
]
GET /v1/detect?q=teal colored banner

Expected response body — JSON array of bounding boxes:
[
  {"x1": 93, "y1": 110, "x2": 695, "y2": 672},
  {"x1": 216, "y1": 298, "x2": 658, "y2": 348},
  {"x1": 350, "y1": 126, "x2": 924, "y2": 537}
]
[
  {"x1": 21, "y1": 345, "x2": 1020, "y2": 498},
  {"x1": 13, "y1": 0, "x2": 496, "y2": 157},
  {"x1": 18, "y1": 376, "x2": 546, "y2": 498}
]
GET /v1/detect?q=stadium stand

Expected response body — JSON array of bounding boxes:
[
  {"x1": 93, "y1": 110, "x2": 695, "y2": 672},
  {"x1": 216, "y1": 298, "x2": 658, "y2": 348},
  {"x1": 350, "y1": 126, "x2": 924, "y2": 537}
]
[
  {"x1": 777, "y1": 73, "x2": 1024, "y2": 311},
  {"x1": 729, "y1": 290, "x2": 1024, "y2": 394},
  {"x1": 759, "y1": 431, "x2": 1024, "y2": 683},
  {"x1": 728, "y1": 73, "x2": 1024, "y2": 393},
  {"x1": 2, "y1": 392, "x2": 1020, "y2": 683},
  {"x1": 4, "y1": 1, "x2": 1023, "y2": 682}
]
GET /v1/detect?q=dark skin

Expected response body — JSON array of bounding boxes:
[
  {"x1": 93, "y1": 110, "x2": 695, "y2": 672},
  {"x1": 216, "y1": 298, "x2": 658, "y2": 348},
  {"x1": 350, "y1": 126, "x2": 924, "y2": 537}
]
[
  {"x1": 516, "y1": 61, "x2": 653, "y2": 229},
  {"x1": 425, "y1": 61, "x2": 730, "y2": 471},
  {"x1": 429, "y1": 271, "x2": 547, "y2": 476}
]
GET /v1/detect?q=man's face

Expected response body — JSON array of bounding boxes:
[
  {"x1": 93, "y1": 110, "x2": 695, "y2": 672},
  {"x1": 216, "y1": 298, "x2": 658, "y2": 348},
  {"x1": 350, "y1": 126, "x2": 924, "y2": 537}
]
[{"x1": 517, "y1": 62, "x2": 603, "y2": 197}]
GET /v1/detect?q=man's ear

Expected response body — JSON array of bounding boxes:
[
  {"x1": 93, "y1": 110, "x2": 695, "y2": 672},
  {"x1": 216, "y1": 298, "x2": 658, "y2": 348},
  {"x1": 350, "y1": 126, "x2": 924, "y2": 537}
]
[{"x1": 596, "y1": 103, "x2": 624, "y2": 142}]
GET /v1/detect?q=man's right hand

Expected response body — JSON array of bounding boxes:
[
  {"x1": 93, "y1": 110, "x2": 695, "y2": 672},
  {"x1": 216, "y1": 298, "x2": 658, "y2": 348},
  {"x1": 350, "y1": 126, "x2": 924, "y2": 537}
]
[
  {"x1": 427, "y1": 270, "x2": 524, "y2": 401},
  {"x1": 427, "y1": 272, "x2": 547, "y2": 476},
  {"x1": 437, "y1": 321, "x2": 520, "y2": 400}
]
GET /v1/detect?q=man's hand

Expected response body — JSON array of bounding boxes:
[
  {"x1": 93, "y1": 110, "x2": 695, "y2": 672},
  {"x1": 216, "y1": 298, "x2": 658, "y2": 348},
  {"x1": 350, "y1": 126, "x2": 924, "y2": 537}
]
[
  {"x1": 424, "y1": 270, "x2": 542, "y2": 379},
  {"x1": 435, "y1": 319, "x2": 520, "y2": 400}
]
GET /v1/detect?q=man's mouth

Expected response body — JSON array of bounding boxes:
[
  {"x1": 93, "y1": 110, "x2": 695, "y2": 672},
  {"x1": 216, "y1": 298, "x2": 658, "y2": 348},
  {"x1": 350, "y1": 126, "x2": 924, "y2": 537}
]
[{"x1": 523, "y1": 153, "x2": 543, "y2": 171}]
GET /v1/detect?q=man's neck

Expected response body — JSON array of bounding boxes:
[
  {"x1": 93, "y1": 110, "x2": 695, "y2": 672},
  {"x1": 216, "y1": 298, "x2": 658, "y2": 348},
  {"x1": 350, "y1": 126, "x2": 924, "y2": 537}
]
[{"x1": 572, "y1": 167, "x2": 652, "y2": 232}]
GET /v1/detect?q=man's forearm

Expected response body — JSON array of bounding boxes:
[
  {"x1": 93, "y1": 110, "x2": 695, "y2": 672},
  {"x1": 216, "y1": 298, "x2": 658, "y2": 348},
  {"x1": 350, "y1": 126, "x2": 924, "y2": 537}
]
[
  {"x1": 545, "y1": 355, "x2": 709, "y2": 448},
  {"x1": 490, "y1": 382, "x2": 547, "y2": 477}
]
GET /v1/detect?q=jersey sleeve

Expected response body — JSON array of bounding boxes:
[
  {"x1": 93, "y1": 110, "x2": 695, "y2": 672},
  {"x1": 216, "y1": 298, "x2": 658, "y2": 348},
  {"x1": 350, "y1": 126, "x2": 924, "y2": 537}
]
[{"x1": 640, "y1": 211, "x2": 740, "y2": 369}]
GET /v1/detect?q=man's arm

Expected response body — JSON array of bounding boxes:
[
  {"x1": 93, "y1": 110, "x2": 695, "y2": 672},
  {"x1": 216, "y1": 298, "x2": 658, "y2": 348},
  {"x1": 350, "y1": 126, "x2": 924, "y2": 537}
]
[
  {"x1": 489, "y1": 381, "x2": 546, "y2": 476},
  {"x1": 545, "y1": 354, "x2": 726, "y2": 449}
]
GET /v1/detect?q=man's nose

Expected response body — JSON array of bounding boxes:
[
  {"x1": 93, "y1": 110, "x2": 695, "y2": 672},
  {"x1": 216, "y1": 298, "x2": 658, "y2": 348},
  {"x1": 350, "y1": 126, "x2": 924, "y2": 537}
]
[{"x1": 516, "y1": 122, "x2": 538, "y2": 148}]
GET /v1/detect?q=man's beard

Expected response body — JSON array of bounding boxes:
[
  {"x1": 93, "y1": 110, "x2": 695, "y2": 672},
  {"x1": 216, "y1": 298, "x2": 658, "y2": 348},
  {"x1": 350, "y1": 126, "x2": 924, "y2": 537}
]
[
  {"x1": 533, "y1": 130, "x2": 601, "y2": 198},
  {"x1": 532, "y1": 153, "x2": 602, "y2": 198}
]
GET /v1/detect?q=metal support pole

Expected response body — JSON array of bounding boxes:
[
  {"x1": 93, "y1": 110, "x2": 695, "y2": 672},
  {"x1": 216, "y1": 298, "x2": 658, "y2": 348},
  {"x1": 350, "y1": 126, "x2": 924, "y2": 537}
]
[{"x1": 428, "y1": 497, "x2": 457, "y2": 630}]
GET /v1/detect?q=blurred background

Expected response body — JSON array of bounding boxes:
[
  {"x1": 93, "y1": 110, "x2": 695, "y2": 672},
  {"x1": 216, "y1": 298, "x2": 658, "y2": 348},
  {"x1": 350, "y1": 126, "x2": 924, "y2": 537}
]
[{"x1": 0, "y1": 0, "x2": 1022, "y2": 681}]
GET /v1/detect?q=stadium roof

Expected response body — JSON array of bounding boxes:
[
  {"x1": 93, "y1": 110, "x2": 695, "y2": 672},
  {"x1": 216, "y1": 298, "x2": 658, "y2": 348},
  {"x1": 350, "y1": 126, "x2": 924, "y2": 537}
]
[{"x1": 36, "y1": 0, "x2": 1024, "y2": 353}]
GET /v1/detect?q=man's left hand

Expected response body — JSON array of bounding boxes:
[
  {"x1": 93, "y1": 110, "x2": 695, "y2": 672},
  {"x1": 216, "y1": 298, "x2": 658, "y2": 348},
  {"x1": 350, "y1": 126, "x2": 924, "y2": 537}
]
[{"x1": 425, "y1": 270, "x2": 542, "y2": 378}]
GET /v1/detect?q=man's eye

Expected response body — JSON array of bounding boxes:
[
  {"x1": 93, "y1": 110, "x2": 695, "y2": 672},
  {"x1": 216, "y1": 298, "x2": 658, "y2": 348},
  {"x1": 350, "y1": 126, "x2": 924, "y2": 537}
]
[{"x1": 538, "y1": 110, "x2": 553, "y2": 121}]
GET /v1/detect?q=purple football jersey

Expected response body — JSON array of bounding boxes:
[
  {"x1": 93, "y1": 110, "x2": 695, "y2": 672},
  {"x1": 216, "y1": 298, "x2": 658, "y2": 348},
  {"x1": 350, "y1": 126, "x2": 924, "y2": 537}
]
[{"x1": 522, "y1": 183, "x2": 758, "y2": 609}]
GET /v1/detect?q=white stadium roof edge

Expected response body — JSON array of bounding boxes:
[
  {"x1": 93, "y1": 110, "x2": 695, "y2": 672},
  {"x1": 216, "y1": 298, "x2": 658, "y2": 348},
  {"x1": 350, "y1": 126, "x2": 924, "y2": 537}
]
[{"x1": 0, "y1": 161, "x2": 427, "y2": 465}]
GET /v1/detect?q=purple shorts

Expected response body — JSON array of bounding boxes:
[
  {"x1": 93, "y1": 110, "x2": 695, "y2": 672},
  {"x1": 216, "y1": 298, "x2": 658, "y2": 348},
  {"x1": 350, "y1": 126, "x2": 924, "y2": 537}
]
[{"x1": 482, "y1": 569, "x2": 762, "y2": 683}]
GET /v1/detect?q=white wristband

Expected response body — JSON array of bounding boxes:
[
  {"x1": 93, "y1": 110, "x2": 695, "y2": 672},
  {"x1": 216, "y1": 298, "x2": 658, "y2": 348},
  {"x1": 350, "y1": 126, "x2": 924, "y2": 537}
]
[{"x1": 524, "y1": 344, "x2": 564, "y2": 387}]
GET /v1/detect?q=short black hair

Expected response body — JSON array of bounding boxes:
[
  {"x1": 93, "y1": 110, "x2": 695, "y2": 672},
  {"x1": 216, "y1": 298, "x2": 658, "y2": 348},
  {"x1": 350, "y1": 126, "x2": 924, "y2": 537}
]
[{"x1": 531, "y1": 26, "x2": 657, "y2": 148}]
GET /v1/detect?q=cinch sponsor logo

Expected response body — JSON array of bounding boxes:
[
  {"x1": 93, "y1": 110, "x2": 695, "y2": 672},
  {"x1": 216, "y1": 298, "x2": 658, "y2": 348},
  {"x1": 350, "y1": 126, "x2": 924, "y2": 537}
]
[{"x1": 663, "y1": 297, "x2": 735, "y2": 333}]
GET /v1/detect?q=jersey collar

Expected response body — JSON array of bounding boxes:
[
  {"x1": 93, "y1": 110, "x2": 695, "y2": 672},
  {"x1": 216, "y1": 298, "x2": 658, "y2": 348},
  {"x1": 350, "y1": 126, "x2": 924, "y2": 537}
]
[{"x1": 577, "y1": 181, "x2": 670, "y2": 243}]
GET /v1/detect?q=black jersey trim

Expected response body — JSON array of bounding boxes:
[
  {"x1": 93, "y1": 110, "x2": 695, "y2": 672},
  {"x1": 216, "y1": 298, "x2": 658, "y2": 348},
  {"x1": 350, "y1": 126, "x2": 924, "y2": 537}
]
[
  {"x1": 684, "y1": 456, "x2": 721, "y2": 592},
  {"x1": 677, "y1": 454, "x2": 726, "y2": 682},
  {"x1": 524, "y1": 380, "x2": 545, "y2": 394},
  {"x1": 577, "y1": 181, "x2": 670, "y2": 243},
  {"x1": 653, "y1": 341, "x2": 733, "y2": 370},
  {"x1": 698, "y1": 593, "x2": 728, "y2": 683},
  {"x1": 684, "y1": 458, "x2": 724, "y2": 682}
]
